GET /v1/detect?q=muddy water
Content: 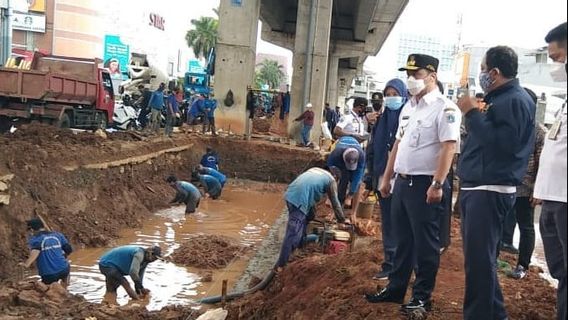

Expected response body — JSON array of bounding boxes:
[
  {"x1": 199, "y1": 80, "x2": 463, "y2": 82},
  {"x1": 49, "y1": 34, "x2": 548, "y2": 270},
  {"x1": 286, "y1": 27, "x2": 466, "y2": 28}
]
[{"x1": 66, "y1": 184, "x2": 284, "y2": 311}]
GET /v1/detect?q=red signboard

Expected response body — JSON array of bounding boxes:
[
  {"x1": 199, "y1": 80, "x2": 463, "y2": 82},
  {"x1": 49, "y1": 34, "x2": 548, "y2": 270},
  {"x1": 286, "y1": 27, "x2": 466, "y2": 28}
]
[{"x1": 149, "y1": 13, "x2": 165, "y2": 31}]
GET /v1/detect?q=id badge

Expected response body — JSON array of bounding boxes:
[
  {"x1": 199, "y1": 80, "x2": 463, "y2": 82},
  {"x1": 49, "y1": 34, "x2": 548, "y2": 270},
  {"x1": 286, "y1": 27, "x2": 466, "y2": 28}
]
[{"x1": 410, "y1": 130, "x2": 420, "y2": 147}]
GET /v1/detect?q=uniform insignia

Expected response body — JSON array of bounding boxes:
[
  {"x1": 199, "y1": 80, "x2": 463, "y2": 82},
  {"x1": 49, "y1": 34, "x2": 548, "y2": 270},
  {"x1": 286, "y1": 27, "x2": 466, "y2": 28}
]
[
  {"x1": 447, "y1": 114, "x2": 456, "y2": 124},
  {"x1": 402, "y1": 116, "x2": 410, "y2": 120},
  {"x1": 443, "y1": 108, "x2": 456, "y2": 113}
]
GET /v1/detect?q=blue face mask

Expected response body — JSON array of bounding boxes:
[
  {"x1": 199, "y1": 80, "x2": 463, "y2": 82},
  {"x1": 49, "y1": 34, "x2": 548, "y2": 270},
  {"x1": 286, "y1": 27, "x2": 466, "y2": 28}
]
[{"x1": 384, "y1": 96, "x2": 404, "y2": 110}]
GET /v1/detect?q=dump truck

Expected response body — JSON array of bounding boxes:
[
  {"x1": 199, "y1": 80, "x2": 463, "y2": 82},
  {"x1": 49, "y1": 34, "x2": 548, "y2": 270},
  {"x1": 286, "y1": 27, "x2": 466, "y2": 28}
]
[{"x1": 0, "y1": 51, "x2": 115, "y2": 131}]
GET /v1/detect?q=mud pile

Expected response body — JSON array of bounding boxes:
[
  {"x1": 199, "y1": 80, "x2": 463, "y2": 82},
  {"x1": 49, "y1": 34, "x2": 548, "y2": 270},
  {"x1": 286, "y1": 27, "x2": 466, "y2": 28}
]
[
  {"x1": 0, "y1": 280, "x2": 199, "y2": 320},
  {"x1": 227, "y1": 218, "x2": 557, "y2": 320},
  {"x1": 172, "y1": 235, "x2": 250, "y2": 269}
]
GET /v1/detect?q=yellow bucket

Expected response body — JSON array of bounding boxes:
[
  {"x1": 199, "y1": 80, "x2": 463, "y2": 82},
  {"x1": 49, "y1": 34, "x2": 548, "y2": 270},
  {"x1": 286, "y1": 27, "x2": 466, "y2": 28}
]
[{"x1": 356, "y1": 200, "x2": 375, "y2": 219}]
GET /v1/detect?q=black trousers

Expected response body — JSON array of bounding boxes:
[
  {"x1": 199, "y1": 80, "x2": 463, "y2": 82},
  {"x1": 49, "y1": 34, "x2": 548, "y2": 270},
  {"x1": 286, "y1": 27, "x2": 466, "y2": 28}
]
[
  {"x1": 500, "y1": 197, "x2": 536, "y2": 268},
  {"x1": 439, "y1": 168, "x2": 454, "y2": 249},
  {"x1": 387, "y1": 175, "x2": 444, "y2": 301},
  {"x1": 461, "y1": 189, "x2": 515, "y2": 320},
  {"x1": 337, "y1": 170, "x2": 354, "y2": 205}
]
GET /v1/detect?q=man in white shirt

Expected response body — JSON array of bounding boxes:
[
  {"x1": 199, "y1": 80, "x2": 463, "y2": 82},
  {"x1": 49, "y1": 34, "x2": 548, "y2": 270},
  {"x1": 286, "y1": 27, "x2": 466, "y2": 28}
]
[
  {"x1": 366, "y1": 54, "x2": 460, "y2": 314},
  {"x1": 534, "y1": 22, "x2": 567, "y2": 320},
  {"x1": 334, "y1": 97, "x2": 370, "y2": 143}
]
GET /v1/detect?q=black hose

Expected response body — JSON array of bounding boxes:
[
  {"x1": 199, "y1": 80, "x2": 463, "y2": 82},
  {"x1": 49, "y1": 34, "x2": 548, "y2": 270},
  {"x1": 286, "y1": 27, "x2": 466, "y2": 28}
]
[{"x1": 198, "y1": 268, "x2": 276, "y2": 304}]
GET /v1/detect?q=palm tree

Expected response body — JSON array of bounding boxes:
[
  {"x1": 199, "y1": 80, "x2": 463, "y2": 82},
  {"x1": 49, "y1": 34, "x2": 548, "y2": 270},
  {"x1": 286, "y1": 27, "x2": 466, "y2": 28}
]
[
  {"x1": 186, "y1": 17, "x2": 218, "y2": 62},
  {"x1": 256, "y1": 60, "x2": 286, "y2": 90}
]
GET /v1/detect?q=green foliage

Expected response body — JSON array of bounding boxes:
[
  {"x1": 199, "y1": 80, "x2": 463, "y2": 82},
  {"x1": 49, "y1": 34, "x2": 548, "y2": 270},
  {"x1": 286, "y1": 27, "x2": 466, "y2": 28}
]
[
  {"x1": 255, "y1": 60, "x2": 286, "y2": 90},
  {"x1": 186, "y1": 16, "x2": 218, "y2": 62}
]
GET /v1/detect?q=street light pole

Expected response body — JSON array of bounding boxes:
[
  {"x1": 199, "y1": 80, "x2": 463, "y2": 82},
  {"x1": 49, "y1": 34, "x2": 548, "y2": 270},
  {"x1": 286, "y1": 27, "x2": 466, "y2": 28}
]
[{"x1": 0, "y1": 0, "x2": 13, "y2": 67}]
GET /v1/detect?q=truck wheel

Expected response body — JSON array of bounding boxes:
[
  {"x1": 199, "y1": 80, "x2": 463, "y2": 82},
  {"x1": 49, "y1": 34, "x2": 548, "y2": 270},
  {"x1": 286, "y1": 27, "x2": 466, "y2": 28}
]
[
  {"x1": 0, "y1": 116, "x2": 11, "y2": 133},
  {"x1": 57, "y1": 114, "x2": 72, "y2": 129}
]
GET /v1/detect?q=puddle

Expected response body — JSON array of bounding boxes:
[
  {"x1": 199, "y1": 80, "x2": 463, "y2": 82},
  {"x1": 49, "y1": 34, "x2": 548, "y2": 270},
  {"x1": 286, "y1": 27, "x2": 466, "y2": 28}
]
[{"x1": 65, "y1": 185, "x2": 284, "y2": 310}]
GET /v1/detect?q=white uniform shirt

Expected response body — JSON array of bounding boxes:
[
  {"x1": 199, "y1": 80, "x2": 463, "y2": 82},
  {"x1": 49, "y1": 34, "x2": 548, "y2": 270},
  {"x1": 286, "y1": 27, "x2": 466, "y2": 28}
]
[
  {"x1": 336, "y1": 111, "x2": 367, "y2": 135},
  {"x1": 394, "y1": 90, "x2": 462, "y2": 176},
  {"x1": 534, "y1": 103, "x2": 567, "y2": 203}
]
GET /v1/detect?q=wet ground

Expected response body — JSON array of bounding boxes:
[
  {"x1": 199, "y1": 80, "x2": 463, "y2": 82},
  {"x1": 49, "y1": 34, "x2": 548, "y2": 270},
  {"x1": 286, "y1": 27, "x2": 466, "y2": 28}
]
[{"x1": 63, "y1": 184, "x2": 284, "y2": 311}]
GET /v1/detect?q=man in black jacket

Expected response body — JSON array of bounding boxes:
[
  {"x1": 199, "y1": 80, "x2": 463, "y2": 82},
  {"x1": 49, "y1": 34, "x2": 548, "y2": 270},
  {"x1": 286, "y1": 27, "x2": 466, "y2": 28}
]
[{"x1": 457, "y1": 46, "x2": 535, "y2": 320}]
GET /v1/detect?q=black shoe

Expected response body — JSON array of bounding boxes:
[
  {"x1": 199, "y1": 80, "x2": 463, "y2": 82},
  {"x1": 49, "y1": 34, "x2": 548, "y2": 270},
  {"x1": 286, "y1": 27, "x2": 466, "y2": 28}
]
[
  {"x1": 365, "y1": 288, "x2": 404, "y2": 304},
  {"x1": 401, "y1": 297, "x2": 432, "y2": 313},
  {"x1": 507, "y1": 265, "x2": 528, "y2": 280},
  {"x1": 501, "y1": 243, "x2": 519, "y2": 255},
  {"x1": 372, "y1": 269, "x2": 390, "y2": 280}
]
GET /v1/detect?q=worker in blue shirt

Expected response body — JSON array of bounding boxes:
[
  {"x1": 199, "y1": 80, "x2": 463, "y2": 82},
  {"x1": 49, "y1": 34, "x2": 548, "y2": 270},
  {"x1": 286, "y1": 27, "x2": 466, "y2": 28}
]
[
  {"x1": 327, "y1": 136, "x2": 366, "y2": 212},
  {"x1": 21, "y1": 218, "x2": 73, "y2": 289},
  {"x1": 203, "y1": 98, "x2": 218, "y2": 136},
  {"x1": 276, "y1": 167, "x2": 348, "y2": 270},
  {"x1": 200, "y1": 147, "x2": 220, "y2": 170},
  {"x1": 148, "y1": 82, "x2": 165, "y2": 133},
  {"x1": 165, "y1": 89, "x2": 181, "y2": 137},
  {"x1": 197, "y1": 165, "x2": 227, "y2": 187},
  {"x1": 98, "y1": 245, "x2": 161, "y2": 304},
  {"x1": 188, "y1": 94, "x2": 205, "y2": 132},
  {"x1": 167, "y1": 175, "x2": 202, "y2": 214},
  {"x1": 192, "y1": 171, "x2": 223, "y2": 199}
]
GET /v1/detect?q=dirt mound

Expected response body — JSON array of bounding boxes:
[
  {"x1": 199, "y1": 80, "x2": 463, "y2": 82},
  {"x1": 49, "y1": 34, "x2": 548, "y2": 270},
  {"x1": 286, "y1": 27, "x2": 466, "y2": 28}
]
[
  {"x1": 253, "y1": 118, "x2": 271, "y2": 134},
  {"x1": 8, "y1": 124, "x2": 104, "y2": 146},
  {"x1": 226, "y1": 218, "x2": 557, "y2": 320},
  {"x1": 0, "y1": 280, "x2": 199, "y2": 320},
  {"x1": 172, "y1": 235, "x2": 249, "y2": 269}
]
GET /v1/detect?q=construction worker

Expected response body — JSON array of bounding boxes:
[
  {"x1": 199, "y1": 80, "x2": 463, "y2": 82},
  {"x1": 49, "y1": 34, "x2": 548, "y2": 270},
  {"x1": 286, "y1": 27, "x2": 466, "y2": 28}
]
[
  {"x1": 20, "y1": 218, "x2": 73, "y2": 289},
  {"x1": 200, "y1": 147, "x2": 220, "y2": 171},
  {"x1": 275, "y1": 167, "x2": 348, "y2": 270},
  {"x1": 192, "y1": 171, "x2": 223, "y2": 200},
  {"x1": 167, "y1": 175, "x2": 202, "y2": 214},
  {"x1": 327, "y1": 136, "x2": 366, "y2": 213},
  {"x1": 367, "y1": 54, "x2": 460, "y2": 314},
  {"x1": 98, "y1": 245, "x2": 161, "y2": 304},
  {"x1": 196, "y1": 164, "x2": 227, "y2": 187}
]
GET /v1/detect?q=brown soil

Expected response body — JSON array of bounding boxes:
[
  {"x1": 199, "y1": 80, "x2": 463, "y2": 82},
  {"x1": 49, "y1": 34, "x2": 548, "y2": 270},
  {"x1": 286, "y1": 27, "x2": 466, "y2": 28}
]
[
  {"x1": 171, "y1": 235, "x2": 250, "y2": 269},
  {"x1": 226, "y1": 217, "x2": 557, "y2": 320},
  {"x1": 0, "y1": 280, "x2": 200, "y2": 320}
]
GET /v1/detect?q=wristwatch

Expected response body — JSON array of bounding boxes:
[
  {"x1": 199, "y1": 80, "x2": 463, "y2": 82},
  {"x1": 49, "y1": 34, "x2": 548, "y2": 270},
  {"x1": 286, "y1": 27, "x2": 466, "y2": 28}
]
[{"x1": 431, "y1": 180, "x2": 443, "y2": 190}]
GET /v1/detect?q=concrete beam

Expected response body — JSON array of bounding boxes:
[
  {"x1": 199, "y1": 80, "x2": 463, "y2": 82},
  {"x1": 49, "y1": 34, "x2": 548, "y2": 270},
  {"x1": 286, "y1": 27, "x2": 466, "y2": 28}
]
[
  {"x1": 214, "y1": 0, "x2": 261, "y2": 136},
  {"x1": 260, "y1": 21, "x2": 295, "y2": 51},
  {"x1": 353, "y1": 0, "x2": 377, "y2": 41}
]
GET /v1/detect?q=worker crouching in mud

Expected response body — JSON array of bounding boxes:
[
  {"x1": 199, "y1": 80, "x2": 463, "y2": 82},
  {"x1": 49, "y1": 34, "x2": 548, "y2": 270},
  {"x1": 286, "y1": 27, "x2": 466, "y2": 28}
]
[
  {"x1": 98, "y1": 245, "x2": 162, "y2": 305},
  {"x1": 275, "y1": 167, "x2": 350, "y2": 271},
  {"x1": 21, "y1": 218, "x2": 73, "y2": 289},
  {"x1": 192, "y1": 171, "x2": 223, "y2": 200},
  {"x1": 167, "y1": 175, "x2": 202, "y2": 214}
]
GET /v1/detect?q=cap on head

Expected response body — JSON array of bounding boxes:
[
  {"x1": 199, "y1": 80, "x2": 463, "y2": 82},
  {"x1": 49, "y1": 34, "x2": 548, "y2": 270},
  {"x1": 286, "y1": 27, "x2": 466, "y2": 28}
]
[
  {"x1": 26, "y1": 218, "x2": 44, "y2": 231},
  {"x1": 399, "y1": 54, "x2": 439, "y2": 73},
  {"x1": 306, "y1": 103, "x2": 313, "y2": 109},
  {"x1": 343, "y1": 148, "x2": 360, "y2": 171}
]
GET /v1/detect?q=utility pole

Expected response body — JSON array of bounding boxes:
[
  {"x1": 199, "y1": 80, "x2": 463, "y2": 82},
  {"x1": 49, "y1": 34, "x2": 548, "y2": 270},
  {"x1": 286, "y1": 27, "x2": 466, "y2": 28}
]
[{"x1": 0, "y1": 0, "x2": 13, "y2": 67}]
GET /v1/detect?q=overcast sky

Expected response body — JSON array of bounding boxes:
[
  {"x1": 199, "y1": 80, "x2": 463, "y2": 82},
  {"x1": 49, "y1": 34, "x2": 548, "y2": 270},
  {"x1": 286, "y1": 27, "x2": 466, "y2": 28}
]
[{"x1": 190, "y1": 0, "x2": 566, "y2": 80}]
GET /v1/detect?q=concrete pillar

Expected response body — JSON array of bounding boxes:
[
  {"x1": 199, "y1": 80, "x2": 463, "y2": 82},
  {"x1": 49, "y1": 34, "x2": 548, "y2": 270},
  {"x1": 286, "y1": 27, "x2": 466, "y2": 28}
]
[
  {"x1": 326, "y1": 55, "x2": 339, "y2": 107},
  {"x1": 214, "y1": 0, "x2": 260, "y2": 136},
  {"x1": 288, "y1": 0, "x2": 333, "y2": 143},
  {"x1": 337, "y1": 68, "x2": 357, "y2": 109}
]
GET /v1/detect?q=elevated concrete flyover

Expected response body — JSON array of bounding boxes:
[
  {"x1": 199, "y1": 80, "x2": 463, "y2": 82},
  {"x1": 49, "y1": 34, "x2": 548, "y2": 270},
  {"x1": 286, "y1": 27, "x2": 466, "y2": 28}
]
[{"x1": 214, "y1": 0, "x2": 408, "y2": 139}]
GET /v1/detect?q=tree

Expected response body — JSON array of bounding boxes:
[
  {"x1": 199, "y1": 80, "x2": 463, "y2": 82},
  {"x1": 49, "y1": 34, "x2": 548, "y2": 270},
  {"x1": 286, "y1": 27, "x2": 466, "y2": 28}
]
[
  {"x1": 186, "y1": 16, "x2": 218, "y2": 62},
  {"x1": 255, "y1": 60, "x2": 286, "y2": 90}
]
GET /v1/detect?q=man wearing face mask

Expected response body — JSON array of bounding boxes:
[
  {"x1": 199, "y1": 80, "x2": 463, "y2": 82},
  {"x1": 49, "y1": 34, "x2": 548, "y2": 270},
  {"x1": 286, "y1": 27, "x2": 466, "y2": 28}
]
[
  {"x1": 534, "y1": 22, "x2": 567, "y2": 320},
  {"x1": 366, "y1": 79, "x2": 408, "y2": 280},
  {"x1": 334, "y1": 97, "x2": 370, "y2": 143},
  {"x1": 366, "y1": 54, "x2": 460, "y2": 314},
  {"x1": 456, "y1": 46, "x2": 536, "y2": 320}
]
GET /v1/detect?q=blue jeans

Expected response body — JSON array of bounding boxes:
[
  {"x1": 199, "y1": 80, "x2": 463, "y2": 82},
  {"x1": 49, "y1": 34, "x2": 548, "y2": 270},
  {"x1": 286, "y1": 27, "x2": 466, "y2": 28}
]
[
  {"x1": 276, "y1": 202, "x2": 308, "y2": 268},
  {"x1": 301, "y1": 125, "x2": 312, "y2": 145}
]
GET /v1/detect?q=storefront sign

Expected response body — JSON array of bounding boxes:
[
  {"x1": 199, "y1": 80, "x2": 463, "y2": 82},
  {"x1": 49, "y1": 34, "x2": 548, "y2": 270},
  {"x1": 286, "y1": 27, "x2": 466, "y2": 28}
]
[
  {"x1": 12, "y1": 11, "x2": 45, "y2": 33},
  {"x1": 149, "y1": 13, "x2": 165, "y2": 31}
]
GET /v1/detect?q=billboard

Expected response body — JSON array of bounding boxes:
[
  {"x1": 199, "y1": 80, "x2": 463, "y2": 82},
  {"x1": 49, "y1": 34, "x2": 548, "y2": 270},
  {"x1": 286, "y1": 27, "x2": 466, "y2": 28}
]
[
  {"x1": 103, "y1": 35, "x2": 130, "y2": 81},
  {"x1": 27, "y1": 0, "x2": 46, "y2": 13},
  {"x1": 12, "y1": 11, "x2": 45, "y2": 33}
]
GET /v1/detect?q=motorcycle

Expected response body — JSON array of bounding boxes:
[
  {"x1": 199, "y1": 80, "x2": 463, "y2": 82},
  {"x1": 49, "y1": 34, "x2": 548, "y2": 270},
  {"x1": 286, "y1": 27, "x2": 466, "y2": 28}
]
[{"x1": 113, "y1": 95, "x2": 140, "y2": 131}]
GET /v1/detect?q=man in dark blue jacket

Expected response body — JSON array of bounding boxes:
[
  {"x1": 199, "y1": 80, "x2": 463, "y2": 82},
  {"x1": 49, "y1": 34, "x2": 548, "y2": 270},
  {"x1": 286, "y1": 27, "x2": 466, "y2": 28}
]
[
  {"x1": 200, "y1": 147, "x2": 220, "y2": 170},
  {"x1": 457, "y1": 46, "x2": 535, "y2": 320}
]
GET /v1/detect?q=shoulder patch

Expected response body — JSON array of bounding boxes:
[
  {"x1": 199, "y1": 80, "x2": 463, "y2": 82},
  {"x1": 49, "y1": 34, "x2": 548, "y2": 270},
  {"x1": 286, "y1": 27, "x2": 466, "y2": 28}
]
[{"x1": 446, "y1": 113, "x2": 457, "y2": 124}]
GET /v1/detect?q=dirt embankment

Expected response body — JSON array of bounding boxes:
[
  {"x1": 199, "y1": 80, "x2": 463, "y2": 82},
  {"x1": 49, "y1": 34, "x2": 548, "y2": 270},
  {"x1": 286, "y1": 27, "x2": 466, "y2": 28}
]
[
  {"x1": 0, "y1": 125, "x2": 320, "y2": 281},
  {"x1": 227, "y1": 216, "x2": 557, "y2": 320}
]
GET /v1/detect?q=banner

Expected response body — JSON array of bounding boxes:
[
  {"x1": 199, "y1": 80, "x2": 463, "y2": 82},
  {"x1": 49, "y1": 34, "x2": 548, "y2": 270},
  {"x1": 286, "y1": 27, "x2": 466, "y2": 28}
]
[
  {"x1": 28, "y1": 0, "x2": 46, "y2": 13},
  {"x1": 103, "y1": 35, "x2": 130, "y2": 81}
]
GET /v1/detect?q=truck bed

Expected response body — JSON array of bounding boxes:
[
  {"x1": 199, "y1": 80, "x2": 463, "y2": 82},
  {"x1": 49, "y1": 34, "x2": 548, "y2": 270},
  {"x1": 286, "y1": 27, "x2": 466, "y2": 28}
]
[{"x1": 0, "y1": 68, "x2": 98, "y2": 105}]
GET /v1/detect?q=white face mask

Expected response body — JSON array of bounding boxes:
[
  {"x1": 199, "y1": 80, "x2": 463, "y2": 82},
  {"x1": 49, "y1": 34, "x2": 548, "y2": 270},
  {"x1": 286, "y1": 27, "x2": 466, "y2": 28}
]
[
  {"x1": 407, "y1": 76, "x2": 426, "y2": 96},
  {"x1": 550, "y1": 62, "x2": 568, "y2": 83}
]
